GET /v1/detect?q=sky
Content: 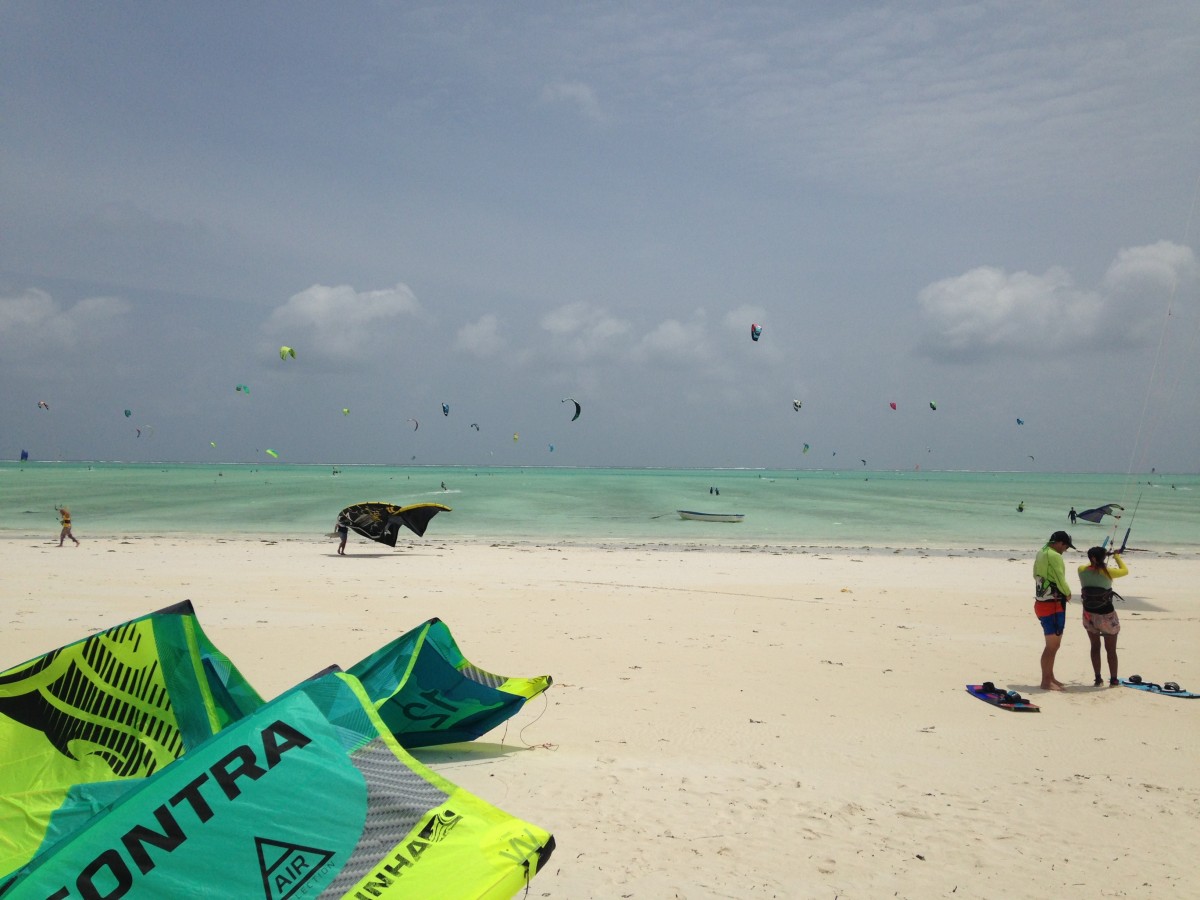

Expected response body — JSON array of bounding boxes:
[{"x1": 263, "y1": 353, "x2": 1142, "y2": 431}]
[{"x1": 2, "y1": 1, "x2": 1199, "y2": 472}]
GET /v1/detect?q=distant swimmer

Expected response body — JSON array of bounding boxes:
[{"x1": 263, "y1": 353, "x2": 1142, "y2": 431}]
[
  {"x1": 1017, "y1": 501, "x2": 1025, "y2": 513},
  {"x1": 1068, "y1": 507, "x2": 1077, "y2": 524},
  {"x1": 441, "y1": 481, "x2": 447, "y2": 491}
]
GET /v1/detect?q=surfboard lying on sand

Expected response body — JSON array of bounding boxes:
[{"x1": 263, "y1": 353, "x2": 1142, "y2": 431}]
[
  {"x1": 966, "y1": 683, "x2": 1040, "y2": 712},
  {"x1": 1120, "y1": 677, "x2": 1199, "y2": 698}
]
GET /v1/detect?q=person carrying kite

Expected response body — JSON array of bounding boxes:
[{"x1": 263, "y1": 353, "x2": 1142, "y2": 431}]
[{"x1": 334, "y1": 512, "x2": 350, "y2": 555}]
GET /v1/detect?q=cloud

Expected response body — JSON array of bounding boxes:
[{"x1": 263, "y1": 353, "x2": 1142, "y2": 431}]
[
  {"x1": 539, "y1": 302, "x2": 631, "y2": 359},
  {"x1": 539, "y1": 80, "x2": 606, "y2": 124},
  {"x1": 456, "y1": 313, "x2": 505, "y2": 357},
  {"x1": 1102, "y1": 240, "x2": 1198, "y2": 299},
  {"x1": 634, "y1": 311, "x2": 711, "y2": 363},
  {"x1": 263, "y1": 283, "x2": 421, "y2": 359},
  {"x1": 915, "y1": 242, "x2": 1196, "y2": 362},
  {"x1": 723, "y1": 305, "x2": 767, "y2": 332},
  {"x1": 0, "y1": 288, "x2": 131, "y2": 356}
]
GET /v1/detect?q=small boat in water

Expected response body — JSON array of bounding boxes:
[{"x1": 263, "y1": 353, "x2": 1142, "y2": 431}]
[{"x1": 676, "y1": 510, "x2": 745, "y2": 523}]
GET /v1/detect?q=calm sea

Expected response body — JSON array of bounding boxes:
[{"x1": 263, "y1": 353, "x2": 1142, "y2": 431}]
[{"x1": 1, "y1": 463, "x2": 1196, "y2": 555}]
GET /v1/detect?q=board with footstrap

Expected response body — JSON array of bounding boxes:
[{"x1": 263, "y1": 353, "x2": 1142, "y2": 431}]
[
  {"x1": 966, "y1": 682, "x2": 1040, "y2": 712},
  {"x1": 1119, "y1": 675, "x2": 1199, "y2": 698}
]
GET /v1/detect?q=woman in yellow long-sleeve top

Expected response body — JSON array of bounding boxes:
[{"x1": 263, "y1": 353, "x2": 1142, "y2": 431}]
[{"x1": 1078, "y1": 546, "x2": 1128, "y2": 686}]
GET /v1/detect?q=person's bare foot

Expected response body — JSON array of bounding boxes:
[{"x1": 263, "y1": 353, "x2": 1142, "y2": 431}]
[{"x1": 1040, "y1": 681, "x2": 1065, "y2": 691}]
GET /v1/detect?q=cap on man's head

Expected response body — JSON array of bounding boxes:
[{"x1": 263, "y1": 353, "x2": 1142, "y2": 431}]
[{"x1": 1049, "y1": 530, "x2": 1076, "y2": 549}]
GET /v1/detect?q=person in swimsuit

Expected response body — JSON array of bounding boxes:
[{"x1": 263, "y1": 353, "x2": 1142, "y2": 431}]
[
  {"x1": 57, "y1": 507, "x2": 80, "y2": 547},
  {"x1": 1078, "y1": 546, "x2": 1128, "y2": 686}
]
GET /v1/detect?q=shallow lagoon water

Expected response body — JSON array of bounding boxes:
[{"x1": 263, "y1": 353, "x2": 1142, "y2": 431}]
[{"x1": 1, "y1": 463, "x2": 1196, "y2": 555}]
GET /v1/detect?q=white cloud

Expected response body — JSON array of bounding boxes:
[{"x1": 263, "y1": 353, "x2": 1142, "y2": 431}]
[
  {"x1": 1102, "y1": 240, "x2": 1198, "y2": 299},
  {"x1": 916, "y1": 241, "x2": 1197, "y2": 362},
  {"x1": 916, "y1": 265, "x2": 1098, "y2": 360},
  {"x1": 723, "y1": 305, "x2": 767, "y2": 332},
  {"x1": 264, "y1": 283, "x2": 421, "y2": 359},
  {"x1": 635, "y1": 312, "x2": 710, "y2": 362},
  {"x1": 540, "y1": 80, "x2": 605, "y2": 124},
  {"x1": 0, "y1": 288, "x2": 131, "y2": 354},
  {"x1": 539, "y1": 302, "x2": 631, "y2": 359},
  {"x1": 456, "y1": 313, "x2": 505, "y2": 357}
]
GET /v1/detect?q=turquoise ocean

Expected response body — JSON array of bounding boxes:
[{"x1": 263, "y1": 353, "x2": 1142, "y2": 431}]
[{"x1": 2, "y1": 463, "x2": 1197, "y2": 555}]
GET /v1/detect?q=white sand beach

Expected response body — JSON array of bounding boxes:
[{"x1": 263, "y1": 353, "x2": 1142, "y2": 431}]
[{"x1": 3, "y1": 535, "x2": 1199, "y2": 898}]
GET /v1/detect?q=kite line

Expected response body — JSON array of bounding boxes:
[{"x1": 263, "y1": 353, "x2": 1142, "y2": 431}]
[{"x1": 1108, "y1": 170, "x2": 1200, "y2": 550}]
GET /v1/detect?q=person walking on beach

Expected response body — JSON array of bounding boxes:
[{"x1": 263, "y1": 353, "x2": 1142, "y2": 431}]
[
  {"x1": 1079, "y1": 546, "x2": 1127, "y2": 686},
  {"x1": 1033, "y1": 530, "x2": 1074, "y2": 690},
  {"x1": 1068, "y1": 507, "x2": 1077, "y2": 524},
  {"x1": 334, "y1": 513, "x2": 350, "y2": 555},
  {"x1": 57, "y1": 507, "x2": 80, "y2": 547}
]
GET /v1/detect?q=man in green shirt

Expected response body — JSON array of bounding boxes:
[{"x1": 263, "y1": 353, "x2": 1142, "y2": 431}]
[{"x1": 1033, "y1": 530, "x2": 1075, "y2": 690}]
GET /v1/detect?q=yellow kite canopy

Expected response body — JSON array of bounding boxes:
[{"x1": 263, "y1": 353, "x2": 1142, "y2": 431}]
[
  {"x1": 0, "y1": 605, "x2": 556, "y2": 895},
  {"x1": 279, "y1": 345, "x2": 295, "y2": 359}
]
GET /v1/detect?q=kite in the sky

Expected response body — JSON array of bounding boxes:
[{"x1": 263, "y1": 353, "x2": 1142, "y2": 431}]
[
  {"x1": 279, "y1": 346, "x2": 295, "y2": 360},
  {"x1": 442, "y1": 403, "x2": 449, "y2": 416},
  {"x1": 338, "y1": 501, "x2": 452, "y2": 546},
  {"x1": 860, "y1": 458, "x2": 867, "y2": 466},
  {"x1": 20, "y1": 450, "x2": 29, "y2": 461},
  {"x1": 513, "y1": 432, "x2": 519, "y2": 442},
  {"x1": 793, "y1": 400, "x2": 802, "y2": 411},
  {"x1": 470, "y1": 423, "x2": 480, "y2": 431},
  {"x1": 265, "y1": 449, "x2": 279, "y2": 458},
  {"x1": 750, "y1": 323, "x2": 763, "y2": 342},
  {"x1": 929, "y1": 401, "x2": 937, "y2": 410},
  {"x1": 342, "y1": 407, "x2": 350, "y2": 415},
  {"x1": 235, "y1": 383, "x2": 249, "y2": 394},
  {"x1": 1017, "y1": 418, "x2": 1025, "y2": 425},
  {"x1": 889, "y1": 402, "x2": 897, "y2": 410},
  {"x1": 548, "y1": 444, "x2": 554, "y2": 452},
  {"x1": 37, "y1": 401, "x2": 48, "y2": 410},
  {"x1": 1076, "y1": 503, "x2": 1124, "y2": 523},
  {"x1": 124, "y1": 409, "x2": 131, "y2": 418},
  {"x1": 1028, "y1": 455, "x2": 1035, "y2": 461},
  {"x1": 802, "y1": 443, "x2": 810, "y2": 453},
  {"x1": 407, "y1": 417, "x2": 419, "y2": 431},
  {"x1": 562, "y1": 398, "x2": 581, "y2": 421}
]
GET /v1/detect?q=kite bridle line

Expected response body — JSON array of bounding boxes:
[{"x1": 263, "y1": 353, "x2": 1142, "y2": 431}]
[{"x1": 1109, "y1": 170, "x2": 1200, "y2": 550}]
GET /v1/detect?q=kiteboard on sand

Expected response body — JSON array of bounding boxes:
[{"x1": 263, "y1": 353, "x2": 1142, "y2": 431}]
[
  {"x1": 1120, "y1": 676, "x2": 1199, "y2": 698},
  {"x1": 966, "y1": 682, "x2": 1040, "y2": 712}
]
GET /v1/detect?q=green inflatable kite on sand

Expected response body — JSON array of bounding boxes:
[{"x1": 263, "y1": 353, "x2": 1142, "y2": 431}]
[
  {"x1": 0, "y1": 601, "x2": 263, "y2": 883},
  {"x1": 0, "y1": 602, "x2": 555, "y2": 897}
]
